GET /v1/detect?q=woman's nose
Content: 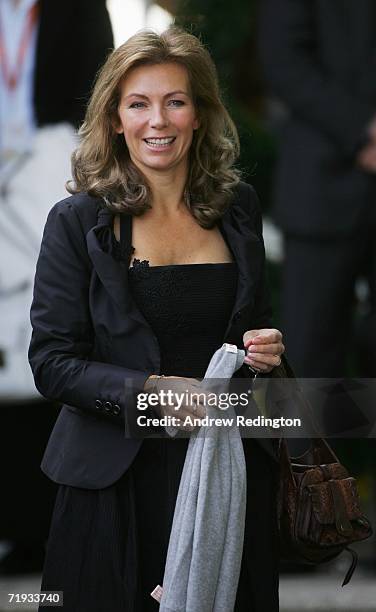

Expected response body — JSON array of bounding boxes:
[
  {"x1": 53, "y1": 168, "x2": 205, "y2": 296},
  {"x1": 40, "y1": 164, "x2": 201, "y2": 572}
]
[{"x1": 149, "y1": 105, "x2": 169, "y2": 129}]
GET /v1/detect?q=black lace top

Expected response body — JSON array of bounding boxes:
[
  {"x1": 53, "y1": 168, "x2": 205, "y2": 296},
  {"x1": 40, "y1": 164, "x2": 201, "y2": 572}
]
[{"x1": 128, "y1": 260, "x2": 238, "y2": 378}]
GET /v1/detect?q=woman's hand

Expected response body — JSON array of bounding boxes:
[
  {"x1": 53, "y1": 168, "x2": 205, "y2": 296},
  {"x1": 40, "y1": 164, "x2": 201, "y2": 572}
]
[
  {"x1": 356, "y1": 142, "x2": 376, "y2": 174},
  {"x1": 144, "y1": 375, "x2": 206, "y2": 430},
  {"x1": 243, "y1": 328, "x2": 285, "y2": 374}
]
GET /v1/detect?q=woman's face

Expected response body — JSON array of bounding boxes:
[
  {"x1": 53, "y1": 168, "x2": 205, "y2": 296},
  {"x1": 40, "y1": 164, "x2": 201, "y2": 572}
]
[{"x1": 115, "y1": 62, "x2": 199, "y2": 176}]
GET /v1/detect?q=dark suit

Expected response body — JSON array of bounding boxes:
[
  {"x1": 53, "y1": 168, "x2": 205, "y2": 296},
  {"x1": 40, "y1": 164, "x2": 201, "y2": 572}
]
[
  {"x1": 28, "y1": 182, "x2": 279, "y2": 489},
  {"x1": 258, "y1": 0, "x2": 376, "y2": 377},
  {"x1": 35, "y1": 0, "x2": 113, "y2": 127}
]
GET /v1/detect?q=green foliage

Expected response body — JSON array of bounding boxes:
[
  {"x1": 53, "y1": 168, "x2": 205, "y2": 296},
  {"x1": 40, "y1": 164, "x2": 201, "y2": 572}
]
[
  {"x1": 176, "y1": 0, "x2": 256, "y2": 82},
  {"x1": 175, "y1": 0, "x2": 276, "y2": 209}
]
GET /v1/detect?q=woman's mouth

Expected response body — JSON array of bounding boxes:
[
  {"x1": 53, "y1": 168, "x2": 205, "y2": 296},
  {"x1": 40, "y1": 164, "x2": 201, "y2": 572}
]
[{"x1": 143, "y1": 137, "x2": 176, "y2": 148}]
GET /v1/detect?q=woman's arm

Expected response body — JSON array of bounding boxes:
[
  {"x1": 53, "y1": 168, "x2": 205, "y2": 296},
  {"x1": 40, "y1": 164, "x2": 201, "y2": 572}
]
[
  {"x1": 247, "y1": 185, "x2": 273, "y2": 329},
  {"x1": 242, "y1": 185, "x2": 284, "y2": 371},
  {"x1": 28, "y1": 201, "x2": 149, "y2": 425}
]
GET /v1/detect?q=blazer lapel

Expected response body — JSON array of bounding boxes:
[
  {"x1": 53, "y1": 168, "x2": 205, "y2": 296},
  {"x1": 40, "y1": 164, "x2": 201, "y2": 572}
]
[
  {"x1": 219, "y1": 205, "x2": 264, "y2": 339},
  {"x1": 86, "y1": 207, "x2": 148, "y2": 328}
]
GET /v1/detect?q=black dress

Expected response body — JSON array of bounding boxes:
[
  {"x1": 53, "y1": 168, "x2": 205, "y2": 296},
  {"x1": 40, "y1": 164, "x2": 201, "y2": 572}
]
[{"x1": 39, "y1": 260, "x2": 280, "y2": 612}]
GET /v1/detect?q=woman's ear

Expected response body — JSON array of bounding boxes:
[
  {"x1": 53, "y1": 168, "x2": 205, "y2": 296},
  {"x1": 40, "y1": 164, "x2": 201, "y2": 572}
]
[
  {"x1": 113, "y1": 123, "x2": 124, "y2": 135},
  {"x1": 111, "y1": 114, "x2": 123, "y2": 135}
]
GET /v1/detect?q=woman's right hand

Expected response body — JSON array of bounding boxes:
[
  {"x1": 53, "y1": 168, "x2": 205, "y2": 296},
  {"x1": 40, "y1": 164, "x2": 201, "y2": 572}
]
[{"x1": 144, "y1": 375, "x2": 207, "y2": 430}]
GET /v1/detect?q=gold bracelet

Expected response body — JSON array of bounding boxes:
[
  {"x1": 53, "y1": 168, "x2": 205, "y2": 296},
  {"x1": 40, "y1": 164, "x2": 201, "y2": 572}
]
[{"x1": 150, "y1": 374, "x2": 165, "y2": 394}]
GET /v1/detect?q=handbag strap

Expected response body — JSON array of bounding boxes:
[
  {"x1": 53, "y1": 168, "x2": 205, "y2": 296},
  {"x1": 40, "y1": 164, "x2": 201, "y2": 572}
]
[
  {"x1": 269, "y1": 355, "x2": 322, "y2": 437},
  {"x1": 328, "y1": 479, "x2": 354, "y2": 537},
  {"x1": 272, "y1": 356, "x2": 341, "y2": 462},
  {"x1": 342, "y1": 548, "x2": 358, "y2": 587}
]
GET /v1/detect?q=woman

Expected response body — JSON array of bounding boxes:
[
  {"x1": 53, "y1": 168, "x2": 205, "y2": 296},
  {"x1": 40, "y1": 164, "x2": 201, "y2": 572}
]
[{"x1": 29, "y1": 27, "x2": 284, "y2": 612}]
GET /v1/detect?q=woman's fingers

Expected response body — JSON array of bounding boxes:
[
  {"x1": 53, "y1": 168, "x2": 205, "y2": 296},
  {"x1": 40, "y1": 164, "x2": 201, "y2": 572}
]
[
  {"x1": 183, "y1": 405, "x2": 206, "y2": 419},
  {"x1": 244, "y1": 352, "x2": 282, "y2": 370},
  {"x1": 243, "y1": 328, "x2": 282, "y2": 349},
  {"x1": 247, "y1": 342, "x2": 284, "y2": 355},
  {"x1": 243, "y1": 329, "x2": 284, "y2": 374},
  {"x1": 174, "y1": 406, "x2": 206, "y2": 431}
]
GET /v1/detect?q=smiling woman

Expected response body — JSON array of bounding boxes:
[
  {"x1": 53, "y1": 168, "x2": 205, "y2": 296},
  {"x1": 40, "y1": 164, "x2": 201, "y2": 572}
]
[{"x1": 29, "y1": 25, "x2": 284, "y2": 612}]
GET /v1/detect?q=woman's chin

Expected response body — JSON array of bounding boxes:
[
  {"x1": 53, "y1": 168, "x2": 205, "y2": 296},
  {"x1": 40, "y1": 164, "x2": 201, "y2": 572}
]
[{"x1": 139, "y1": 156, "x2": 186, "y2": 174}]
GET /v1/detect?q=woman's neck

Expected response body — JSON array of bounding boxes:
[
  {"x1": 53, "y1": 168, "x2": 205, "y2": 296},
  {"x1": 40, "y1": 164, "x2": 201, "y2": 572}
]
[{"x1": 140, "y1": 164, "x2": 189, "y2": 217}]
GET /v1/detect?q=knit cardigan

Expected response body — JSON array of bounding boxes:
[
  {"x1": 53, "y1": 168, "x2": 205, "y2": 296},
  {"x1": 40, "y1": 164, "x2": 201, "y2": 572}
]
[{"x1": 156, "y1": 343, "x2": 247, "y2": 612}]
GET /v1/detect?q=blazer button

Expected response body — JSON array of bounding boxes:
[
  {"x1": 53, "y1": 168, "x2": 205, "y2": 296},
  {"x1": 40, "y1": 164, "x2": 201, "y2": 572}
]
[
  {"x1": 95, "y1": 399, "x2": 103, "y2": 410},
  {"x1": 113, "y1": 404, "x2": 121, "y2": 415},
  {"x1": 104, "y1": 401, "x2": 112, "y2": 412},
  {"x1": 233, "y1": 310, "x2": 242, "y2": 322}
]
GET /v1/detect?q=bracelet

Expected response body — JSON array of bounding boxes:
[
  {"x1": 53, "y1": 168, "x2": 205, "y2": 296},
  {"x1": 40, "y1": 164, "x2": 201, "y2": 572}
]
[
  {"x1": 148, "y1": 374, "x2": 165, "y2": 394},
  {"x1": 247, "y1": 365, "x2": 260, "y2": 379},
  {"x1": 155, "y1": 374, "x2": 165, "y2": 393}
]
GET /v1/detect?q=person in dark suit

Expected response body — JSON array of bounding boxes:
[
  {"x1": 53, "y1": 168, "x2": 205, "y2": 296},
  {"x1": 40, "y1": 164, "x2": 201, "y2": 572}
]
[
  {"x1": 29, "y1": 27, "x2": 285, "y2": 612},
  {"x1": 258, "y1": 0, "x2": 376, "y2": 378},
  {"x1": 35, "y1": 0, "x2": 113, "y2": 127},
  {"x1": 0, "y1": 0, "x2": 113, "y2": 574}
]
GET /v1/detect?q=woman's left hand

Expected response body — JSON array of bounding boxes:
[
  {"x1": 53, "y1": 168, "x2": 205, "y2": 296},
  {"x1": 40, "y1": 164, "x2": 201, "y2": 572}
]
[{"x1": 243, "y1": 328, "x2": 285, "y2": 373}]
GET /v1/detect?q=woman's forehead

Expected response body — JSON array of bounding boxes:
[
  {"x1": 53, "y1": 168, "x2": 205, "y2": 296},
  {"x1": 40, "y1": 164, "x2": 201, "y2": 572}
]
[{"x1": 119, "y1": 62, "x2": 191, "y2": 98}]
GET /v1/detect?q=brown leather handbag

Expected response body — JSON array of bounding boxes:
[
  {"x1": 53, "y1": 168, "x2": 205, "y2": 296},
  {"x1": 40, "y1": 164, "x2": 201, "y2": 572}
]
[{"x1": 270, "y1": 359, "x2": 373, "y2": 586}]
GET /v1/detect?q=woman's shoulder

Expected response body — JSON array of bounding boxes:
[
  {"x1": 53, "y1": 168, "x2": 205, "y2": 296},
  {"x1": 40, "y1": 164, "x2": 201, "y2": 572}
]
[
  {"x1": 40, "y1": 193, "x2": 106, "y2": 269},
  {"x1": 233, "y1": 181, "x2": 260, "y2": 213},
  {"x1": 230, "y1": 181, "x2": 263, "y2": 235},
  {"x1": 48, "y1": 192, "x2": 105, "y2": 231}
]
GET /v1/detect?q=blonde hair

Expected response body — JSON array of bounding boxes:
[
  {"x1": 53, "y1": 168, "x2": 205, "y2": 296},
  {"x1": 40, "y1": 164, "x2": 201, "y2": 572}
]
[{"x1": 67, "y1": 26, "x2": 240, "y2": 228}]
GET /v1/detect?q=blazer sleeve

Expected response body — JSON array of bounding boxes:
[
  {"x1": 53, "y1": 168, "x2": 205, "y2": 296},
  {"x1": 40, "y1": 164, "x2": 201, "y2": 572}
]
[
  {"x1": 248, "y1": 186, "x2": 273, "y2": 329},
  {"x1": 257, "y1": 0, "x2": 375, "y2": 156},
  {"x1": 28, "y1": 201, "x2": 149, "y2": 425}
]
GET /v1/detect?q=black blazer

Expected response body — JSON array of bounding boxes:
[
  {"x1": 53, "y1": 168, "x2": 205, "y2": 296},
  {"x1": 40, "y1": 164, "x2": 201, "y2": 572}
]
[
  {"x1": 28, "y1": 182, "x2": 278, "y2": 489},
  {"x1": 34, "y1": 0, "x2": 113, "y2": 127},
  {"x1": 258, "y1": 0, "x2": 376, "y2": 236}
]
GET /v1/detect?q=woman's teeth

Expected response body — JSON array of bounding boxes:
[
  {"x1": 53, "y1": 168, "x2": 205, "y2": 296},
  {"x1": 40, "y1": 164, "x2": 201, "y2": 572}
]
[{"x1": 144, "y1": 137, "x2": 175, "y2": 147}]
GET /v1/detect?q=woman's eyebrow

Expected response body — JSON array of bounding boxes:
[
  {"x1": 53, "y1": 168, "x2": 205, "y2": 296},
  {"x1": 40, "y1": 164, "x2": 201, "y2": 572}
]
[
  {"x1": 123, "y1": 93, "x2": 148, "y2": 100},
  {"x1": 123, "y1": 90, "x2": 189, "y2": 100},
  {"x1": 165, "y1": 90, "x2": 189, "y2": 97}
]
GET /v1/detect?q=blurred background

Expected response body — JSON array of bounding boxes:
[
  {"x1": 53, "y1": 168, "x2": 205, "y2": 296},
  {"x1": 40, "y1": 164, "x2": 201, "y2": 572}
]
[{"x1": 0, "y1": 0, "x2": 375, "y2": 610}]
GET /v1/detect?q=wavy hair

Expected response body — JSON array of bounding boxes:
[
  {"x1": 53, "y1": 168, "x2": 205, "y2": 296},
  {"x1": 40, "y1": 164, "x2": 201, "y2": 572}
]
[{"x1": 67, "y1": 26, "x2": 240, "y2": 228}]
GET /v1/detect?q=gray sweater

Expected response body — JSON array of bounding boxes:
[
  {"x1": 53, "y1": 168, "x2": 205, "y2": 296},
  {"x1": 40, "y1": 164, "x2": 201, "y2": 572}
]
[{"x1": 157, "y1": 343, "x2": 247, "y2": 612}]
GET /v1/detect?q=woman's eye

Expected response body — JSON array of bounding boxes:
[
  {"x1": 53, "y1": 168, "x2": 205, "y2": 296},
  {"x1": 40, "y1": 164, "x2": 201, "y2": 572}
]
[
  {"x1": 168, "y1": 99, "x2": 185, "y2": 107},
  {"x1": 129, "y1": 102, "x2": 146, "y2": 109}
]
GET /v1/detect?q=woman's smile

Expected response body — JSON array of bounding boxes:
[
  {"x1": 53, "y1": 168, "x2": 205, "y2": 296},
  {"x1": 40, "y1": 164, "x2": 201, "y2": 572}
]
[{"x1": 143, "y1": 136, "x2": 177, "y2": 150}]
